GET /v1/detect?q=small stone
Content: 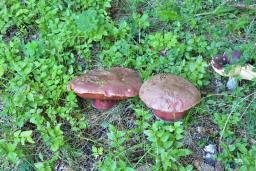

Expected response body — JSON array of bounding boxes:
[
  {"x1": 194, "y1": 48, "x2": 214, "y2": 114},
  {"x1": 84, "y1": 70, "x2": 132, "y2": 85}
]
[
  {"x1": 204, "y1": 144, "x2": 216, "y2": 154},
  {"x1": 227, "y1": 77, "x2": 238, "y2": 90},
  {"x1": 204, "y1": 153, "x2": 216, "y2": 166},
  {"x1": 205, "y1": 153, "x2": 214, "y2": 158},
  {"x1": 31, "y1": 34, "x2": 39, "y2": 40}
]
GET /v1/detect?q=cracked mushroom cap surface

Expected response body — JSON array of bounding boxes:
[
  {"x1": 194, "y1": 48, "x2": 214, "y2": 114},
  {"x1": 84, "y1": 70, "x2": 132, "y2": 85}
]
[
  {"x1": 139, "y1": 74, "x2": 201, "y2": 113},
  {"x1": 67, "y1": 67, "x2": 142, "y2": 100}
]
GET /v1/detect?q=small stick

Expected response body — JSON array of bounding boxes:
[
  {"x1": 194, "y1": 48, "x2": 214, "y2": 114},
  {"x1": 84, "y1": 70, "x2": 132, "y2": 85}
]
[{"x1": 231, "y1": 3, "x2": 256, "y2": 10}]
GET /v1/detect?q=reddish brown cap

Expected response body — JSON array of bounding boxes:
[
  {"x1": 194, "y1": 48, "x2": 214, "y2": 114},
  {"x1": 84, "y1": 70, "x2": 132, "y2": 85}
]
[
  {"x1": 139, "y1": 74, "x2": 201, "y2": 113},
  {"x1": 67, "y1": 67, "x2": 142, "y2": 100}
]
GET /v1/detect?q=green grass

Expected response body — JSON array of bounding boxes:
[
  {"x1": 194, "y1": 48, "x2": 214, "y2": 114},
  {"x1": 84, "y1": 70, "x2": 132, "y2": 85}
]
[{"x1": 0, "y1": 0, "x2": 256, "y2": 170}]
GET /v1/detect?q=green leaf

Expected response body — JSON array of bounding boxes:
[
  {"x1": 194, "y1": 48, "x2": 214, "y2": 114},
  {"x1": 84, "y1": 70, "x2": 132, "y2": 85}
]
[
  {"x1": 14, "y1": 130, "x2": 21, "y2": 137},
  {"x1": 160, "y1": 132, "x2": 170, "y2": 142},
  {"x1": 76, "y1": 9, "x2": 98, "y2": 32},
  {"x1": 7, "y1": 143, "x2": 17, "y2": 152},
  {"x1": 144, "y1": 130, "x2": 154, "y2": 138},
  {"x1": 50, "y1": 142, "x2": 60, "y2": 152},
  {"x1": 178, "y1": 149, "x2": 192, "y2": 156},
  {"x1": 20, "y1": 130, "x2": 33, "y2": 137},
  {"x1": 17, "y1": 160, "x2": 34, "y2": 171},
  {"x1": 92, "y1": 146, "x2": 97, "y2": 153},
  {"x1": 7, "y1": 152, "x2": 18, "y2": 163},
  {"x1": 0, "y1": 60, "x2": 4, "y2": 77},
  {"x1": 27, "y1": 137, "x2": 35, "y2": 144}
]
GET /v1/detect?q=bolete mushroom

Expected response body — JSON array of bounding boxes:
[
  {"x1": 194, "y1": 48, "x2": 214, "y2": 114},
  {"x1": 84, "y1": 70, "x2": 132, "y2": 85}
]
[
  {"x1": 139, "y1": 74, "x2": 201, "y2": 121},
  {"x1": 67, "y1": 67, "x2": 142, "y2": 111}
]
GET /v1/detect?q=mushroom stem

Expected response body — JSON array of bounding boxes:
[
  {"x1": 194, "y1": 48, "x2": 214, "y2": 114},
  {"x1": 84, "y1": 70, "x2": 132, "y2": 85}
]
[
  {"x1": 92, "y1": 99, "x2": 116, "y2": 111},
  {"x1": 153, "y1": 110, "x2": 186, "y2": 121}
]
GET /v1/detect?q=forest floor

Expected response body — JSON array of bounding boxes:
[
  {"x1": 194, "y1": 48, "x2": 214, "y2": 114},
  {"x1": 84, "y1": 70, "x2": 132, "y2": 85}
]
[{"x1": 0, "y1": 1, "x2": 256, "y2": 170}]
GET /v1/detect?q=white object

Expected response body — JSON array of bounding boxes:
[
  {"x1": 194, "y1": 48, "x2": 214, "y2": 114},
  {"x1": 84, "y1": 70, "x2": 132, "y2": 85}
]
[
  {"x1": 211, "y1": 60, "x2": 256, "y2": 80},
  {"x1": 227, "y1": 77, "x2": 238, "y2": 90},
  {"x1": 204, "y1": 144, "x2": 216, "y2": 154}
]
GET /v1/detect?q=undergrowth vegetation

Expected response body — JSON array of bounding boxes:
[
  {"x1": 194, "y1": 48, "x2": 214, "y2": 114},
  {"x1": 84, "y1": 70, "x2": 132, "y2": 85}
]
[{"x1": 0, "y1": 0, "x2": 255, "y2": 170}]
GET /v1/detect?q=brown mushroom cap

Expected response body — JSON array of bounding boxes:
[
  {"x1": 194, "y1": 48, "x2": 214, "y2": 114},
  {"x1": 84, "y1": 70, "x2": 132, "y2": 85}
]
[
  {"x1": 139, "y1": 74, "x2": 201, "y2": 113},
  {"x1": 67, "y1": 67, "x2": 142, "y2": 100}
]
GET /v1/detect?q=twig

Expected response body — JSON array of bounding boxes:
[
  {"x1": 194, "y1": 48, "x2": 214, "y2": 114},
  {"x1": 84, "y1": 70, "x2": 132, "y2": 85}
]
[
  {"x1": 76, "y1": 134, "x2": 103, "y2": 145},
  {"x1": 231, "y1": 3, "x2": 256, "y2": 10},
  {"x1": 195, "y1": 0, "x2": 231, "y2": 17}
]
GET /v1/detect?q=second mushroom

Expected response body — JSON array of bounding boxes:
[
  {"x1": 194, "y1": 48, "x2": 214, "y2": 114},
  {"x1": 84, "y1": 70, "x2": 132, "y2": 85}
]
[{"x1": 139, "y1": 74, "x2": 201, "y2": 121}]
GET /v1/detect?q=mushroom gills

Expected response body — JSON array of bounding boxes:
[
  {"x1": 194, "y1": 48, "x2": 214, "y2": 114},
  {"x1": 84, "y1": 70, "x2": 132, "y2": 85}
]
[{"x1": 92, "y1": 99, "x2": 116, "y2": 111}]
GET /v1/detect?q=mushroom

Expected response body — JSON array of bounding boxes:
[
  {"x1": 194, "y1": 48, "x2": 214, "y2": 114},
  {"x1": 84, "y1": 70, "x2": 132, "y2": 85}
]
[
  {"x1": 211, "y1": 51, "x2": 256, "y2": 80},
  {"x1": 67, "y1": 67, "x2": 142, "y2": 111},
  {"x1": 211, "y1": 53, "x2": 230, "y2": 69},
  {"x1": 139, "y1": 74, "x2": 201, "y2": 121}
]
